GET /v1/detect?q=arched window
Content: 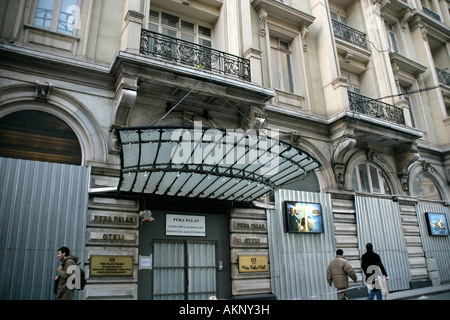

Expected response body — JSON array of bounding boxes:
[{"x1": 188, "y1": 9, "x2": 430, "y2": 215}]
[
  {"x1": 351, "y1": 162, "x2": 391, "y2": 194},
  {"x1": 412, "y1": 171, "x2": 442, "y2": 201},
  {"x1": 0, "y1": 110, "x2": 82, "y2": 165}
]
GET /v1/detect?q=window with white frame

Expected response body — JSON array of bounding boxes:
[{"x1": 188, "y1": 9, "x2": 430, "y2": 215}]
[
  {"x1": 270, "y1": 36, "x2": 294, "y2": 93},
  {"x1": 33, "y1": 0, "x2": 79, "y2": 35},
  {"x1": 148, "y1": 10, "x2": 212, "y2": 48},
  {"x1": 330, "y1": 10, "x2": 348, "y2": 25},
  {"x1": 351, "y1": 162, "x2": 392, "y2": 194},
  {"x1": 400, "y1": 85, "x2": 416, "y2": 127},
  {"x1": 387, "y1": 23, "x2": 399, "y2": 53}
]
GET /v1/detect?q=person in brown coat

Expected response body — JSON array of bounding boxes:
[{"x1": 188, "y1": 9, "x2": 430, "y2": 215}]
[{"x1": 326, "y1": 249, "x2": 357, "y2": 300}]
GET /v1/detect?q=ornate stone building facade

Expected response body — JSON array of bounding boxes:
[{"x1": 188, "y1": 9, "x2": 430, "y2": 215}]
[{"x1": 0, "y1": 0, "x2": 449, "y2": 300}]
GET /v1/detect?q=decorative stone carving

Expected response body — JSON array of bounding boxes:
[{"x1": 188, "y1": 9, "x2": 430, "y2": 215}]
[
  {"x1": 35, "y1": 81, "x2": 52, "y2": 101},
  {"x1": 110, "y1": 72, "x2": 139, "y2": 153},
  {"x1": 300, "y1": 22, "x2": 309, "y2": 52},
  {"x1": 418, "y1": 22, "x2": 428, "y2": 41},
  {"x1": 242, "y1": 104, "x2": 267, "y2": 130},
  {"x1": 289, "y1": 131, "x2": 302, "y2": 145},
  {"x1": 332, "y1": 136, "x2": 357, "y2": 188},
  {"x1": 258, "y1": 9, "x2": 268, "y2": 37},
  {"x1": 400, "y1": 9, "x2": 413, "y2": 29},
  {"x1": 395, "y1": 143, "x2": 420, "y2": 191}
]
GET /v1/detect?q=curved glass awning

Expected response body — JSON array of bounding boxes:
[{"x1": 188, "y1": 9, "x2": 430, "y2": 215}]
[{"x1": 116, "y1": 126, "x2": 321, "y2": 203}]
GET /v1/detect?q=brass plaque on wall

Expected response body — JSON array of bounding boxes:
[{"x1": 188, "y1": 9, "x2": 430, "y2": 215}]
[
  {"x1": 238, "y1": 255, "x2": 269, "y2": 273},
  {"x1": 90, "y1": 255, "x2": 134, "y2": 277}
]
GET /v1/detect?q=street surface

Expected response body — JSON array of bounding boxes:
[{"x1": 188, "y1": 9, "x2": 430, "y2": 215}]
[{"x1": 407, "y1": 291, "x2": 450, "y2": 300}]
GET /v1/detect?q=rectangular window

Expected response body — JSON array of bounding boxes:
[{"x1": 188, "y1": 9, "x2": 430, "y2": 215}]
[
  {"x1": 330, "y1": 10, "x2": 347, "y2": 24},
  {"x1": 387, "y1": 24, "x2": 399, "y2": 53},
  {"x1": 33, "y1": 0, "x2": 79, "y2": 35},
  {"x1": 34, "y1": 0, "x2": 54, "y2": 30},
  {"x1": 358, "y1": 163, "x2": 370, "y2": 193},
  {"x1": 369, "y1": 164, "x2": 381, "y2": 193},
  {"x1": 270, "y1": 37, "x2": 294, "y2": 93},
  {"x1": 149, "y1": 10, "x2": 212, "y2": 47},
  {"x1": 400, "y1": 85, "x2": 416, "y2": 127}
]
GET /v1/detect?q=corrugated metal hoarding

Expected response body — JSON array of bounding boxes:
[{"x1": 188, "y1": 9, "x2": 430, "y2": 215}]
[
  {"x1": 268, "y1": 190, "x2": 336, "y2": 300},
  {"x1": 416, "y1": 203, "x2": 450, "y2": 282},
  {"x1": 355, "y1": 196, "x2": 410, "y2": 291},
  {"x1": 0, "y1": 157, "x2": 89, "y2": 300}
]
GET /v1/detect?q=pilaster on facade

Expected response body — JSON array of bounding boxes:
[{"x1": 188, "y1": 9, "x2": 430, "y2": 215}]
[
  {"x1": 83, "y1": 196, "x2": 141, "y2": 300},
  {"x1": 120, "y1": 0, "x2": 147, "y2": 53},
  {"x1": 229, "y1": 207, "x2": 272, "y2": 297}
]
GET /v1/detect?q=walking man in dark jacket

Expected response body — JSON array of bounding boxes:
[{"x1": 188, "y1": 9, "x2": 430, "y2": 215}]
[{"x1": 361, "y1": 243, "x2": 388, "y2": 300}]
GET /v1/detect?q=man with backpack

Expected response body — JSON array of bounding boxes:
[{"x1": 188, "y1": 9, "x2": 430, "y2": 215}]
[{"x1": 55, "y1": 246, "x2": 79, "y2": 300}]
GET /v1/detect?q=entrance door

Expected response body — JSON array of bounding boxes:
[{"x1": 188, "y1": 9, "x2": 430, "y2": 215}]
[{"x1": 152, "y1": 240, "x2": 217, "y2": 300}]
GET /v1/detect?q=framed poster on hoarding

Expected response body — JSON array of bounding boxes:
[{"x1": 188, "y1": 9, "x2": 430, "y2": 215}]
[
  {"x1": 285, "y1": 201, "x2": 323, "y2": 233},
  {"x1": 425, "y1": 212, "x2": 449, "y2": 236}
]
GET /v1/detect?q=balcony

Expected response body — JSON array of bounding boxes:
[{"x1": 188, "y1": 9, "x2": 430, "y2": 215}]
[
  {"x1": 436, "y1": 67, "x2": 450, "y2": 86},
  {"x1": 423, "y1": 7, "x2": 441, "y2": 22},
  {"x1": 348, "y1": 91, "x2": 405, "y2": 125},
  {"x1": 140, "y1": 29, "x2": 251, "y2": 82},
  {"x1": 332, "y1": 19, "x2": 367, "y2": 49}
]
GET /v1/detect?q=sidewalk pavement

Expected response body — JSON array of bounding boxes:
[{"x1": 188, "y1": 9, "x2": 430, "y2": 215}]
[{"x1": 351, "y1": 283, "x2": 450, "y2": 300}]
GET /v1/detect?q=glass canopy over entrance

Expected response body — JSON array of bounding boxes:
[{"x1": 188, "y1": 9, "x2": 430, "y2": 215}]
[{"x1": 116, "y1": 125, "x2": 321, "y2": 203}]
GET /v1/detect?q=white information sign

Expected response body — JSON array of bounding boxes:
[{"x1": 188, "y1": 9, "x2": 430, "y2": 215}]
[{"x1": 166, "y1": 214, "x2": 206, "y2": 237}]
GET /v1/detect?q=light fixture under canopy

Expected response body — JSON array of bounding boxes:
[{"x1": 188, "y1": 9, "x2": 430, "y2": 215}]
[{"x1": 116, "y1": 126, "x2": 321, "y2": 202}]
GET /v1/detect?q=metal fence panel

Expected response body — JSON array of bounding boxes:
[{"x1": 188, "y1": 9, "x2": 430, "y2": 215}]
[
  {"x1": 0, "y1": 157, "x2": 89, "y2": 300},
  {"x1": 268, "y1": 190, "x2": 336, "y2": 300},
  {"x1": 416, "y1": 203, "x2": 450, "y2": 282},
  {"x1": 355, "y1": 196, "x2": 410, "y2": 291}
]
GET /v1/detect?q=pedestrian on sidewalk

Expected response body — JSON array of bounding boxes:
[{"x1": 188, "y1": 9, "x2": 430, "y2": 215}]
[
  {"x1": 54, "y1": 246, "x2": 79, "y2": 300},
  {"x1": 326, "y1": 249, "x2": 358, "y2": 300},
  {"x1": 361, "y1": 243, "x2": 388, "y2": 300}
]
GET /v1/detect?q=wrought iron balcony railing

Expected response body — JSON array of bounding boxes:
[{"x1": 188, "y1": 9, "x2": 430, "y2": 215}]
[
  {"x1": 332, "y1": 19, "x2": 367, "y2": 49},
  {"x1": 140, "y1": 29, "x2": 251, "y2": 82},
  {"x1": 436, "y1": 67, "x2": 450, "y2": 86},
  {"x1": 348, "y1": 91, "x2": 406, "y2": 125},
  {"x1": 423, "y1": 7, "x2": 441, "y2": 21}
]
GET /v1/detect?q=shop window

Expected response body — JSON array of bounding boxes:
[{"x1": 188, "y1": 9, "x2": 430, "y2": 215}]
[
  {"x1": 351, "y1": 162, "x2": 392, "y2": 194},
  {"x1": 0, "y1": 110, "x2": 82, "y2": 165},
  {"x1": 33, "y1": 0, "x2": 79, "y2": 35},
  {"x1": 270, "y1": 36, "x2": 294, "y2": 93},
  {"x1": 413, "y1": 171, "x2": 442, "y2": 201}
]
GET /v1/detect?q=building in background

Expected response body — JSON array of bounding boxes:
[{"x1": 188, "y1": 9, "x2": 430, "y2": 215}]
[{"x1": 0, "y1": 0, "x2": 449, "y2": 300}]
